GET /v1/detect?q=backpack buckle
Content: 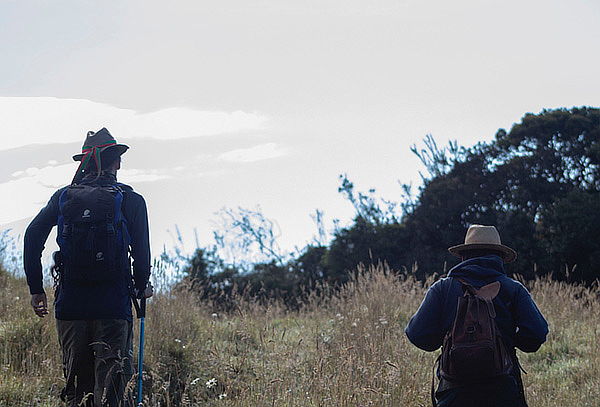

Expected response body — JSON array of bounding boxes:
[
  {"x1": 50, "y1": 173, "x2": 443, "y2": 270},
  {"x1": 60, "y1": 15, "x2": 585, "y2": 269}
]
[
  {"x1": 61, "y1": 224, "x2": 71, "y2": 238},
  {"x1": 106, "y1": 222, "x2": 116, "y2": 235}
]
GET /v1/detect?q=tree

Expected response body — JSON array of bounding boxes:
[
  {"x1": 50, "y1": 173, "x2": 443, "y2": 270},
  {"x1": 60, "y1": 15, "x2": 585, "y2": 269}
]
[{"x1": 404, "y1": 107, "x2": 600, "y2": 281}]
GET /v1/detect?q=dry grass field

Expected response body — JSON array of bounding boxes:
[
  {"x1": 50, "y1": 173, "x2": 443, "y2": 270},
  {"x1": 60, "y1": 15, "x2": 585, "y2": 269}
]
[{"x1": 0, "y1": 261, "x2": 598, "y2": 407}]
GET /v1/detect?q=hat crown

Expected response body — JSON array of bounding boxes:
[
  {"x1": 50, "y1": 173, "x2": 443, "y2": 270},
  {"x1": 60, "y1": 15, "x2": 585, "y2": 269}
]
[
  {"x1": 82, "y1": 127, "x2": 116, "y2": 149},
  {"x1": 448, "y1": 224, "x2": 517, "y2": 263},
  {"x1": 72, "y1": 127, "x2": 128, "y2": 162},
  {"x1": 464, "y1": 225, "x2": 502, "y2": 245}
]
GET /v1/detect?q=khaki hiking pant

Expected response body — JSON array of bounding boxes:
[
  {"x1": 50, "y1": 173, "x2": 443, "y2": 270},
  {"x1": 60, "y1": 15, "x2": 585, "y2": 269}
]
[{"x1": 56, "y1": 319, "x2": 134, "y2": 407}]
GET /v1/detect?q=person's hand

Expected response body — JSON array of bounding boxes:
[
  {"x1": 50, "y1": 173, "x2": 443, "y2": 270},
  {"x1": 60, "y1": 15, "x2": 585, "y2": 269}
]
[
  {"x1": 31, "y1": 293, "x2": 49, "y2": 317},
  {"x1": 136, "y1": 282, "x2": 154, "y2": 299}
]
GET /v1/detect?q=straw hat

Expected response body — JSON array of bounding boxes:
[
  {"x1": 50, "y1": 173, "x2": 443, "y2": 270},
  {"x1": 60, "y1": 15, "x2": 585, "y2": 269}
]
[{"x1": 448, "y1": 225, "x2": 517, "y2": 263}]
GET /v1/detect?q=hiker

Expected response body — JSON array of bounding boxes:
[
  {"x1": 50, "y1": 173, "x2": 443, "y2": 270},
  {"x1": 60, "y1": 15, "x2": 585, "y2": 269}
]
[
  {"x1": 405, "y1": 225, "x2": 548, "y2": 407},
  {"x1": 24, "y1": 128, "x2": 153, "y2": 407}
]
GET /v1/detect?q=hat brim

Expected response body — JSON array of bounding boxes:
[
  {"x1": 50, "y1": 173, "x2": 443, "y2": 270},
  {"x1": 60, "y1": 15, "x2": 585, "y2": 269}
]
[
  {"x1": 73, "y1": 144, "x2": 129, "y2": 161},
  {"x1": 448, "y1": 243, "x2": 517, "y2": 263}
]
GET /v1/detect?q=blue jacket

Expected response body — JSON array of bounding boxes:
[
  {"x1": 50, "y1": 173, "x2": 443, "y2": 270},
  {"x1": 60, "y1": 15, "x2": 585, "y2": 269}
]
[
  {"x1": 405, "y1": 255, "x2": 548, "y2": 354},
  {"x1": 24, "y1": 173, "x2": 151, "y2": 321}
]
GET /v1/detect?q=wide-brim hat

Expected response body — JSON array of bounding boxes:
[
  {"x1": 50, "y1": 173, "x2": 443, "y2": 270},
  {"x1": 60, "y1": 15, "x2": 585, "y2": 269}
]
[
  {"x1": 72, "y1": 127, "x2": 129, "y2": 161},
  {"x1": 448, "y1": 224, "x2": 517, "y2": 263}
]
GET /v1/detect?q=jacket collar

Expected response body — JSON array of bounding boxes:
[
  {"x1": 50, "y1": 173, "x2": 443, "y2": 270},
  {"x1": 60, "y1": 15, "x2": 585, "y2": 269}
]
[{"x1": 79, "y1": 171, "x2": 118, "y2": 186}]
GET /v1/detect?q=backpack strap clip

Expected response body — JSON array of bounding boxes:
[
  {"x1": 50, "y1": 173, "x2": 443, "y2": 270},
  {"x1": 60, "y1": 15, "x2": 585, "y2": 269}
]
[
  {"x1": 61, "y1": 224, "x2": 71, "y2": 239},
  {"x1": 106, "y1": 221, "x2": 116, "y2": 235}
]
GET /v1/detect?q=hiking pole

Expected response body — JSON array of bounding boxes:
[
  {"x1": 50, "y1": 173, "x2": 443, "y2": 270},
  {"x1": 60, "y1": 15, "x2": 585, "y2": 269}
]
[
  {"x1": 136, "y1": 297, "x2": 146, "y2": 406},
  {"x1": 131, "y1": 293, "x2": 147, "y2": 406}
]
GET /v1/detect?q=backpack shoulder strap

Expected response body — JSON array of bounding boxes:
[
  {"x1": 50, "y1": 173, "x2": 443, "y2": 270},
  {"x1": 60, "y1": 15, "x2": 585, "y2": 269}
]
[
  {"x1": 117, "y1": 182, "x2": 134, "y2": 192},
  {"x1": 431, "y1": 354, "x2": 441, "y2": 407}
]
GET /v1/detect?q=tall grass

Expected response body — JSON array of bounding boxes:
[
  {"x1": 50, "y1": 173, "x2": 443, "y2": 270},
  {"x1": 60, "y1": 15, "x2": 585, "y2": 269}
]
[{"x1": 0, "y1": 261, "x2": 598, "y2": 406}]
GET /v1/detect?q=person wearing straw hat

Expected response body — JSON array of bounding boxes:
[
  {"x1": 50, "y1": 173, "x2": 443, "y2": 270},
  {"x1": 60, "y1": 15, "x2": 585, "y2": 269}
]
[
  {"x1": 24, "y1": 128, "x2": 153, "y2": 407},
  {"x1": 405, "y1": 225, "x2": 548, "y2": 407}
]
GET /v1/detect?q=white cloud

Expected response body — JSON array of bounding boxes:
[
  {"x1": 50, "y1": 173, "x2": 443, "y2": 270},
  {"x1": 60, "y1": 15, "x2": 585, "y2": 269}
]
[
  {"x1": 119, "y1": 168, "x2": 173, "y2": 183},
  {"x1": 0, "y1": 97, "x2": 268, "y2": 151},
  {"x1": 0, "y1": 163, "x2": 76, "y2": 224},
  {"x1": 218, "y1": 143, "x2": 288, "y2": 163},
  {"x1": 0, "y1": 163, "x2": 177, "y2": 225}
]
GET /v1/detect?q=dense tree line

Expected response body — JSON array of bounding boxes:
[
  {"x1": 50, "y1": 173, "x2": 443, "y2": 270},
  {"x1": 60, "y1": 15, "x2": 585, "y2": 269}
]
[{"x1": 177, "y1": 107, "x2": 600, "y2": 302}]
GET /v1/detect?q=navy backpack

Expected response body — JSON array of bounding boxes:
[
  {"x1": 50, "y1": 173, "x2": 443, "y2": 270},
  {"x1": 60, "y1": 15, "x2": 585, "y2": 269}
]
[{"x1": 57, "y1": 183, "x2": 131, "y2": 284}]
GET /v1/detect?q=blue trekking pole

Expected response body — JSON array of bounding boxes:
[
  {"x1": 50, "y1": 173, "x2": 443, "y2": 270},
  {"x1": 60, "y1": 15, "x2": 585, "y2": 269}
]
[
  {"x1": 132, "y1": 294, "x2": 147, "y2": 406},
  {"x1": 136, "y1": 297, "x2": 146, "y2": 406}
]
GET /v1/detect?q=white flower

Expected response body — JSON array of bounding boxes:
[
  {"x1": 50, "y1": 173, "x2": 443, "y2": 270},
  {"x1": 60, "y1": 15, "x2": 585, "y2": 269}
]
[
  {"x1": 190, "y1": 377, "x2": 201, "y2": 385},
  {"x1": 174, "y1": 338, "x2": 182, "y2": 343},
  {"x1": 218, "y1": 393, "x2": 227, "y2": 400},
  {"x1": 211, "y1": 313, "x2": 218, "y2": 318},
  {"x1": 206, "y1": 378, "x2": 217, "y2": 389}
]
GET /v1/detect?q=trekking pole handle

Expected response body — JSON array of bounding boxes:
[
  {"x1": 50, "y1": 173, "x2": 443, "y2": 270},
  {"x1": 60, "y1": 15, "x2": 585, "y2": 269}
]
[
  {"x1": 140, "y1": 297, "x2": 146, "y2": 318},
  {"x1": 131, "y1": 286, "x2": 148, "y2": 319}
]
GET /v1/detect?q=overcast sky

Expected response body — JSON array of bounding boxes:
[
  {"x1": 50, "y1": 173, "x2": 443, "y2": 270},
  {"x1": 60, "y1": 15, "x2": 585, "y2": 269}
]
[{"x1": 2, "y1": 0, "x2": 600, "y2": 261}]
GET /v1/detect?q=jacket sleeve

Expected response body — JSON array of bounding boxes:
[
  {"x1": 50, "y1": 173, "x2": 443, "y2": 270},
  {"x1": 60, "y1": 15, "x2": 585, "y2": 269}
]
[
  {"x1": 405, "y1": 280, "x2": 445, "y2": 351},
  {"x1": 513, "y1": 283, "x2": 549, "y2": 352},
  {"x1": 126, "y1": 192, "x2": 151, "y2": 291},
  {"x1": 24, "y1": 190, "x2": 61, "y2": 294}
]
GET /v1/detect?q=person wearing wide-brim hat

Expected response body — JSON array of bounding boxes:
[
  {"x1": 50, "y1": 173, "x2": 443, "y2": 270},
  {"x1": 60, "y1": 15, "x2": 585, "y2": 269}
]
[
  {"x1": 405, "y1": 224, "x2": 548, "y2": 407},
  {"x1": 24, "y1": 127, "x2": 153, "y2": 406}
]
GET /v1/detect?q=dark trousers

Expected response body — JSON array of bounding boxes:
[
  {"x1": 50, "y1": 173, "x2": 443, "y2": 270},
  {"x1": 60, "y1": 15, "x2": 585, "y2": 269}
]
[
  {"x1": 57, "y1": 319, "x2": 133, "y2": 407},
  {"x1": 435, "y1": 375, "x2": 525, "y2": 407}
]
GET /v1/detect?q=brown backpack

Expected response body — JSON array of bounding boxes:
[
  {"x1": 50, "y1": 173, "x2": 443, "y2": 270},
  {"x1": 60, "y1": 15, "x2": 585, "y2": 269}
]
[{"x1": 439, "y1": 278, "x2": 513, "y2": 382}]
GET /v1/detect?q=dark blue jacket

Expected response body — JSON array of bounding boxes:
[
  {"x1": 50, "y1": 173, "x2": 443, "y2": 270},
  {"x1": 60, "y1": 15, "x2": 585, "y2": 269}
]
[
  {"x1": 405, "y1": 255, "x2": 548, "y2": 354},
  {"x1": 24, "y1": 173, "x2": 151, "y2": 321}
]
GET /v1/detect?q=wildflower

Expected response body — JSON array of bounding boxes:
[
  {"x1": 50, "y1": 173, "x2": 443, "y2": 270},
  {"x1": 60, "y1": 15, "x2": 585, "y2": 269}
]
[
  {"x1": 190, "y1": 377, "x2": 201, "y2": 385},
  {"x1": 174, "y1": 338, "x2": 182, "y2": 343},
  {"x1": 206, "y1": 378, "x2": 217, "y2": 389},
  {"x1": 211, "y1": 313, "x2": 218, "y2": 318},
  {"x1": 218, "y1": 393, "x2": 227, "y2": 400}
]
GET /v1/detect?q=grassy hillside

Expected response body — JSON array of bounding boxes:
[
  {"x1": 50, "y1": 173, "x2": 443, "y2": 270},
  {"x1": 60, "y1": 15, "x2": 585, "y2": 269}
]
[{"x1": 0, "y1": 262, "x2": 598, "y2": 406}]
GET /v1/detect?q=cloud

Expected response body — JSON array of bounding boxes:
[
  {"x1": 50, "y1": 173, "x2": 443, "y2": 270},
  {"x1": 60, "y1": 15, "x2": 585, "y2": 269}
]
[
  {"x1": 0, "y1": 97, "x2": 268, "y2": 151},
  {"x1": 119, "y1": 168, "x2": 173, "y2": 183},
  {"x1": 0, "y1": 162, "x2": 178, "y2": 225},
  {"x1": 218, "y1": 143, "x2": 288, "y2": 163},
  {"x1": 0, "y1": 163, "x2": 75, "y2": 224}
]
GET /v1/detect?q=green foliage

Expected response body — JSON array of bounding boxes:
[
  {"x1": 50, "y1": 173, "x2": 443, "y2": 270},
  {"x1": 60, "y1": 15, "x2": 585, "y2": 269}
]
[{"x1": 538, "y1": 189, "x2": 600, "y2": 281}]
